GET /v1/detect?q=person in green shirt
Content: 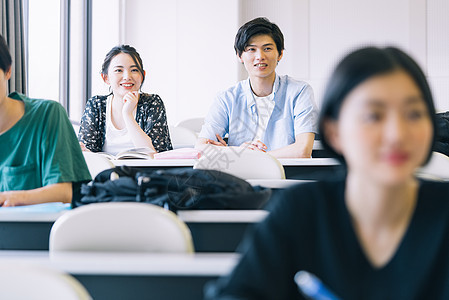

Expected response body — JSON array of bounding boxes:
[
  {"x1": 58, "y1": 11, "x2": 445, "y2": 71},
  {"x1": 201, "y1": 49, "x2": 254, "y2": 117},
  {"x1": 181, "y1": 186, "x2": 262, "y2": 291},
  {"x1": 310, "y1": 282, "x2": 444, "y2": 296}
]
[{"x1": 0, "y1": 34, "x2": 91, "y2": 206}]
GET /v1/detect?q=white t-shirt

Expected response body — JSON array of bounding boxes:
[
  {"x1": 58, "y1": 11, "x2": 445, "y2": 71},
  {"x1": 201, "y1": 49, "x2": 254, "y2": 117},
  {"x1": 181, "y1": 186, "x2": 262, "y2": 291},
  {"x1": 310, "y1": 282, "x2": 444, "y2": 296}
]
[
  {"x1": 253, "y1": 90, "x2": 275, "y2": 142},
  {"x1": 103, "y1": 95, "x2": 136, "y2": 155}
]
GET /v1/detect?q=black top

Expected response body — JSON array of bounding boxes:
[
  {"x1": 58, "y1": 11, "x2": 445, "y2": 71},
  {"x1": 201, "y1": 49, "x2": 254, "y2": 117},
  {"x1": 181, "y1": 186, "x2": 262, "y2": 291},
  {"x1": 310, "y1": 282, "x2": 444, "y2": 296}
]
[
  {"x1": 78, "y1": 93, "x2": 172, "y2": 152},
  {"x1": 205, "y1": 179, "x2": 449, "y2": 300}
]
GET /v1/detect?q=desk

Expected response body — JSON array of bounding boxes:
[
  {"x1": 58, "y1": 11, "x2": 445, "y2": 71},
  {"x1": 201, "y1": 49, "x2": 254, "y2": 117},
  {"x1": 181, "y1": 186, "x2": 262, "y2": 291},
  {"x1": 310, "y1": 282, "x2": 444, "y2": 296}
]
[
  {"x1": 0, "y1": 250, "x2": 238, "y2": 300},
  {"x1": 111, "y1": 157, "x2": 341, "y2": 180},
  {"x1": 0, "y1": 203, "x2": 70, "y2": 250},
  {"x1": 278, "y1": 158, "x2": 342, "y2": 179},
  {"x1": 0, "y1": 207, "x2": 267, "y2": 252},
  {"x1": 112, "y1": 158, "x2": 197, "y2": 167},
  {"x1": 246, "y1": 179, "x2": 310, "y2": 189},
  {"x1": 311, "y1": 140, "x2": 334, "y2": 158},
  {"x1": 179, "y1": 210, "x2": 268, "y2": 252}
]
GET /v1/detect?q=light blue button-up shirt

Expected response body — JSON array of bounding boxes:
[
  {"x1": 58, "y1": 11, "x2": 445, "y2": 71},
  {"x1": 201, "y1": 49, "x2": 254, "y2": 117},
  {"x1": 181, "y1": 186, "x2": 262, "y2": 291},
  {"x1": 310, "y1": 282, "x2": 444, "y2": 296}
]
[{"x1": 199, "y1": 74, "x2": 318, "y2": 151}]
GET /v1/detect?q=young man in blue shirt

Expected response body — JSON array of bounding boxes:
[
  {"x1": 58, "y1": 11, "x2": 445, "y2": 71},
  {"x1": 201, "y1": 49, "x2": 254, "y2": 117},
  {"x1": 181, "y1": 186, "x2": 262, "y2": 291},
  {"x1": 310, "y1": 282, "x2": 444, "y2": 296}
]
[{"x1": 196, "y1": 17, "x2": 318, "y2": 158}]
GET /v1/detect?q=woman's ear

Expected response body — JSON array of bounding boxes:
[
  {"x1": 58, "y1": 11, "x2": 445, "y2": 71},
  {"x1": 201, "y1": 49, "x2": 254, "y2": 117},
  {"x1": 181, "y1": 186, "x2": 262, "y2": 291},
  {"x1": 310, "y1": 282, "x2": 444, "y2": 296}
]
[
  {"x1": 101, "y1": 73, "x2": 109, "y2": 85},
  {"x1": 5, "y1": 67, "x2": 12, "y2": 80},
  {"x1": 323, "y1": 119, "x2": 342, "y2": 154}
]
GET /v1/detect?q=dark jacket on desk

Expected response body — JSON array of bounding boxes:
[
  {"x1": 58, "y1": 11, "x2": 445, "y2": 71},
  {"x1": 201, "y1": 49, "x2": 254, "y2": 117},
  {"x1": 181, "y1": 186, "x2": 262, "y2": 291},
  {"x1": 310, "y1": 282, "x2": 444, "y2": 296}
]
[
  {"x1": 434, "y1": 111, "x2": 449, "y2": 156},
  {"x1": 205, "y1": 178, "x2": 449, "y2": 300}
]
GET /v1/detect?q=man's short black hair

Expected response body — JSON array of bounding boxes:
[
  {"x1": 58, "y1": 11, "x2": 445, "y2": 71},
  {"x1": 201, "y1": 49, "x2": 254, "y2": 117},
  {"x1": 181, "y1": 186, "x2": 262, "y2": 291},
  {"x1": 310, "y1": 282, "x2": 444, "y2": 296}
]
[{"x1": 234, "y1": 17, "x2": 284, "y2": 57}]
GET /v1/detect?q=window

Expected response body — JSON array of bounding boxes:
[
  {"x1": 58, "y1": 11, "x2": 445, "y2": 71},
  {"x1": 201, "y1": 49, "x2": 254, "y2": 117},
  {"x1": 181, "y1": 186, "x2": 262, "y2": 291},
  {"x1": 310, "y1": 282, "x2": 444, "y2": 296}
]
[
  {"x1": 27, "y1": 0, "x2": 120, "y2": 123},
  {"x1": 27, "y1": 0, "x2": 60, "y2": 102}
]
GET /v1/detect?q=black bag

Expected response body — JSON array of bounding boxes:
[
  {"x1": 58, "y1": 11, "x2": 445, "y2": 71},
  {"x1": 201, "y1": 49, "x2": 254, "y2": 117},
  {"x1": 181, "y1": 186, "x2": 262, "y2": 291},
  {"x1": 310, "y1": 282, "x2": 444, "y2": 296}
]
[
  {"x1": 434, "y1": 112, "x2": 449, "y2": 156},
  {"x1": 74, "y1": 166, "x2": 272, "y2": 211}
]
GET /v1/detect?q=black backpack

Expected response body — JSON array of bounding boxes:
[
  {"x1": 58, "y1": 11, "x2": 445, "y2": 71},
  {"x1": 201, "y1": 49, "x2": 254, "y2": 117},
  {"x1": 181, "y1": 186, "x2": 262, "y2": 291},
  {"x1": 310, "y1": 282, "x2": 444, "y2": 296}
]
[
  {"x1": 74, "y1": 166, "x2": 272, "y2": 211},
  {"x1": 435, "y1": 112, "x2": 449, "y2": 157}
]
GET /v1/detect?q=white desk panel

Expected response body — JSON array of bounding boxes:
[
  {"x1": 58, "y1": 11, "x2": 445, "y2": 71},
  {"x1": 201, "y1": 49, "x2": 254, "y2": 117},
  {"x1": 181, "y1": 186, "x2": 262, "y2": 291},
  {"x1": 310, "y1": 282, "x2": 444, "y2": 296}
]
[{"x1": 0, "y1": 251, "x2": 239, "y2": 276}]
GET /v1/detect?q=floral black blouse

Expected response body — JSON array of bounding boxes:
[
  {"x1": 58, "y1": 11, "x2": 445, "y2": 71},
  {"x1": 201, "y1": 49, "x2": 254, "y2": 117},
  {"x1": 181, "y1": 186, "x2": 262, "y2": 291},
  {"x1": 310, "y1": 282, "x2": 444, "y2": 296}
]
[{"x1": 78, "y1": 93, "x2": 173, "y2": 153}]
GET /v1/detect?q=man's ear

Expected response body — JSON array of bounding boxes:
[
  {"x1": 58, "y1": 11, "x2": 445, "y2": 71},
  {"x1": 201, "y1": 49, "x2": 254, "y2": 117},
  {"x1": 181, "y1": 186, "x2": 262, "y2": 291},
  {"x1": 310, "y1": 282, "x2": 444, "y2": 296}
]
[
  {"x1": 322, "y1": 119, "x2": 342, "y2": 154},
  {"x1": 277, "y1": 50, "x2": 283, "y2": 62},
  {"x1": 101, "y1": 73, "x2": 109, "y2": 85},
  {"x1": 237, "y1": 54, "x2": 243, "y2": 64}
]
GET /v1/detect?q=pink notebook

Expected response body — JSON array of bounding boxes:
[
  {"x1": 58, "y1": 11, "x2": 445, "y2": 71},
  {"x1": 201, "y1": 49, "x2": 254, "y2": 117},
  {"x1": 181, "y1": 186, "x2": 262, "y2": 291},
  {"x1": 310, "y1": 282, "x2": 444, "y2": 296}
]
[{"x1": 153, "y1": 148, "x2": 202, "y2": 159}]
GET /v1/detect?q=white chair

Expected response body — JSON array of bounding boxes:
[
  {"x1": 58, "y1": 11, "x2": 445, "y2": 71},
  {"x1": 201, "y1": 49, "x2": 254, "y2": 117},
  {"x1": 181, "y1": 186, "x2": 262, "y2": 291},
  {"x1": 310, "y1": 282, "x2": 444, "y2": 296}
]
[
  {"x1": 0, "y1": 262, "x2": 91, "y2": 300},
  {"x1": 175, "y1": 117, "x2": 205, "y2": 134},
  {"x1": 169, "y1": 125, "x2": 198, "y2": 148},
  {"x1": 71, "y1": 119, "x2": 80, "y2": 136},
  {"x1": 416, "y1": 151, "x2": 449, "y2": 180},
  {"x1": 194, "y1": 146, "x2": 285, "y2": 180},
  {"x1": 82, "y1": 152, "x2": 114, "y2": 179},
  {"x1": 49, "y1": 202, "x2": 194, "y2": 253}
]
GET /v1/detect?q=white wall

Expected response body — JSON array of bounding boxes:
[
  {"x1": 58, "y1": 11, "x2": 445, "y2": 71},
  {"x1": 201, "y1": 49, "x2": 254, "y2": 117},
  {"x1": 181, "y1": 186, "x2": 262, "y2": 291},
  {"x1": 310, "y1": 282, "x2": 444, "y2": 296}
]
[
  {"x1": 309, "y1": 0, "x2": 426, "y2": 107},
  {"x1": 427, "y1": 0, "x2": 449, "y2": 112},
  {"x1": 90, "y1": 0, "x2": 449, "y2": 125},
  {"x1": 121, "y1": 0, "x2": 239, "y2": 126},
  {"x1": 91, "y1": 0, "x2": 121, "y2": 96}
]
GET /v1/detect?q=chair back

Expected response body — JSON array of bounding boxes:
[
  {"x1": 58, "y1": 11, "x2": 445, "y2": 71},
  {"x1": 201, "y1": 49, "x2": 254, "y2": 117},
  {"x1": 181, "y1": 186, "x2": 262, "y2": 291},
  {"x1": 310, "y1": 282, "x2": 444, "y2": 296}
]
[
  {"x1": 0, "y1": 262, "x2": 91, "y2": 300},
  {"x1": 71, "y1": 119, "x2": 80, "y2": 135},
  {"x1": 49, "y1": 202, "x2": 194, "y2": 253},
  {"x1": 175, "y1": 117, "x2": 205, "y2": 134},
  {"x1": 169, "y1": 125, "x2": 198, "y2": 148},
  {"x1": 416, "y1": 151, "x2": 449, "y2": 180},
  {"x1": 82, "y1": 152, "x2": 114, "y2": 179},
  {"x1": 193, "y1": 146, "x2": 285, "y2": 179}
]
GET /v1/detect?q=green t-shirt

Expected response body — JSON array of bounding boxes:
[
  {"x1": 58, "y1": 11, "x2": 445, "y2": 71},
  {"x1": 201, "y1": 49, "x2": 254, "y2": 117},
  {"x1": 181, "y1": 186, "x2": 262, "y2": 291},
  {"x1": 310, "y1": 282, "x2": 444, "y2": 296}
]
[{"x1": 0, "y1": 92, "x2": 91, "y2": 199}]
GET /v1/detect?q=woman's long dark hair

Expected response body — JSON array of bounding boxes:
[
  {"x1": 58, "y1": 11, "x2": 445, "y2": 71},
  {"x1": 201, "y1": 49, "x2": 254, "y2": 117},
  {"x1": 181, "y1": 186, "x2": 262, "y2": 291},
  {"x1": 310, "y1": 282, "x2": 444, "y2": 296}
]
[
  {"x1": 318, "y1": 46, "x2": 436, "y2": 165},
  {"x1": 0, "y1": 35, "x2": 12, "y2": 73}
]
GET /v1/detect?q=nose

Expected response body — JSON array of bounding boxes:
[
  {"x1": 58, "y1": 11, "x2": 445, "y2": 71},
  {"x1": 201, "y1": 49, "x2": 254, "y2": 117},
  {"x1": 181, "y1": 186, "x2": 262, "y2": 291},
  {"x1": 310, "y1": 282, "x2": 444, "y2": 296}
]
[
  {"x1": 255, "y1": 49, "x2": 265, "y2": 60},
  {"x1": 384, "y1": 114, "x2": 407, "y2": 145},
  {"x1": 122, "y1": 70, "x2": 130, "y2": 79}
]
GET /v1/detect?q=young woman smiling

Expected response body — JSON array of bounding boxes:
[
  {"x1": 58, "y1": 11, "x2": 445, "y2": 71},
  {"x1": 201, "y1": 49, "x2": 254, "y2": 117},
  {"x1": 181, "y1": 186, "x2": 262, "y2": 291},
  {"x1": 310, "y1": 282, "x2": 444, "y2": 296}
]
[{"x1": 79, "y1": 45, "x2": 172, "y2": 155}]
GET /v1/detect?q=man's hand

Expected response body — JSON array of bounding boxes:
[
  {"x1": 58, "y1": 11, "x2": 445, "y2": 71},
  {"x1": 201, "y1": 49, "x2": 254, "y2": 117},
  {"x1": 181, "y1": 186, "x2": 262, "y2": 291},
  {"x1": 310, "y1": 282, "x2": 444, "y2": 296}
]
[
  {"x1": 206, "y1": 134, "x2": 228, "y2": 147},
  {"x1": 241, "y1": 140, "x2": 267, "y2": 152}
]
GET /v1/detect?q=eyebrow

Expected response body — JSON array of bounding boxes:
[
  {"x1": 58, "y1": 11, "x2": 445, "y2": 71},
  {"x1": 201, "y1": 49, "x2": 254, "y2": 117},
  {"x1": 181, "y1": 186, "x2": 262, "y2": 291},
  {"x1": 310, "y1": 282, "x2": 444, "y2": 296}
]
[
  {"x1": 245, "y1": 43, "x2": 275, "y2": 48},
  {"x1": 365, "y1": 95, "x2": 425, "y2": 107},
  {"x1": 112, "y1": 64, "x2": 139, "y2": 69},
  {"x1": 404, "y1": 95, "x2": 425, "y2": 104}
]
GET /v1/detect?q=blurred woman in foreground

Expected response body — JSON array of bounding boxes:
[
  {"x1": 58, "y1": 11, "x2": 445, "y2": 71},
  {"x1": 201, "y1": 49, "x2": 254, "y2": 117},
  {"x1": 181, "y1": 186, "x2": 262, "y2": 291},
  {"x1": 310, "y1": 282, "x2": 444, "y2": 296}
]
[{"x1": 206, "y1": 46, "x2": 449, "y2": 299}]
